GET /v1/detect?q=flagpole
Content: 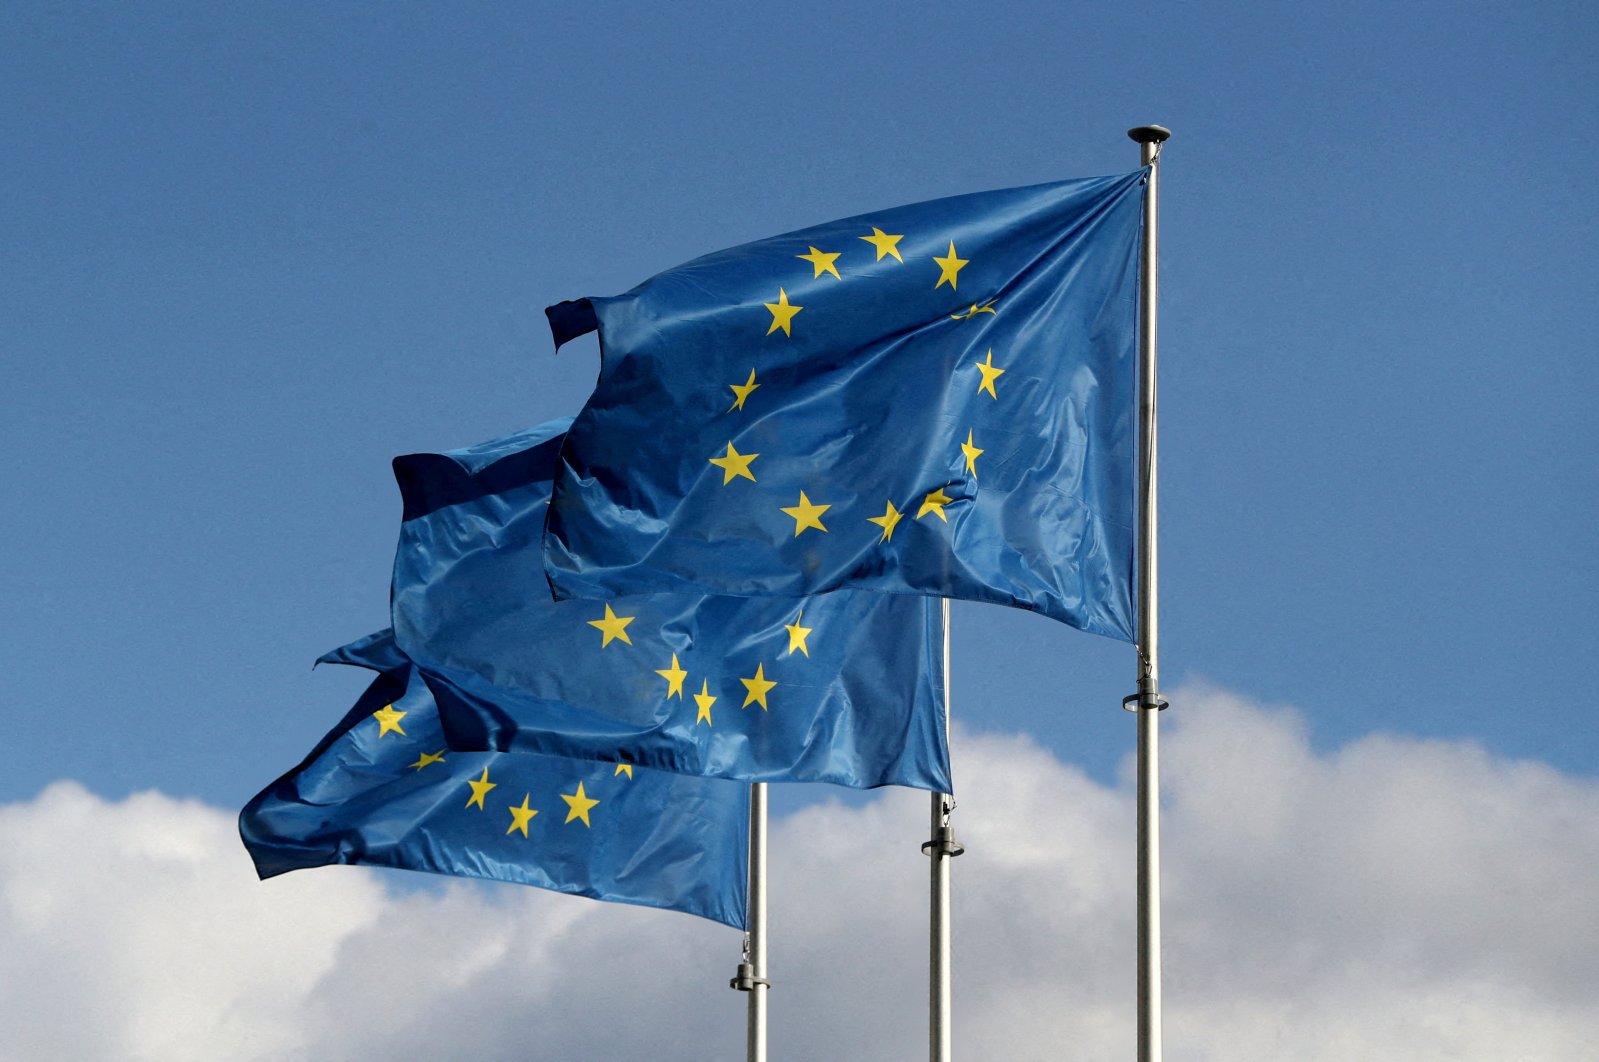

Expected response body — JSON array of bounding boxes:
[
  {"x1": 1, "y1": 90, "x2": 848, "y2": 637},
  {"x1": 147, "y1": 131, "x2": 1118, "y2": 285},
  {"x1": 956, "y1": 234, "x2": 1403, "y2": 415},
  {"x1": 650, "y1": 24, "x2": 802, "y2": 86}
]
[
  {"x1": 1126, "y1": 123, "x2": 1171, "y2": 1062},
  {"x1": 730, "y1": 782, "x2": 769, "y2": 1061},
  {"x1": 925, "y1": 598, "x2": 962, "y2": 1061}
]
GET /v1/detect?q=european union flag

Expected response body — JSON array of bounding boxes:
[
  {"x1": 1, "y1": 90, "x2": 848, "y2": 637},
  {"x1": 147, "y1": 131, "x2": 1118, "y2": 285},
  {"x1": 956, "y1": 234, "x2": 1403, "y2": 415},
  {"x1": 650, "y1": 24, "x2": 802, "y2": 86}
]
[
  {"x1": 392, "y1": 419, "x2": 951, "y2": 793},
  {"x1": 240, "y1": 631, "x2": 750, "y2": 929},
  {"x1": 543, "y1": 171, "x2": 1146, "y2": 640}
]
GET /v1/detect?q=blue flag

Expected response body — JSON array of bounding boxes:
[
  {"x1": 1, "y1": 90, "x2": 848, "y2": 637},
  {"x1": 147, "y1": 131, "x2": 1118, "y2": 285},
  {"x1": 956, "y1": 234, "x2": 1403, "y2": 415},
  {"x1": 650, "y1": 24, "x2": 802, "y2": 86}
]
[
  {"x1": 392, "y1": 419, "x2": 951, "y2": 793},
  {"x1": 543, "y1": 172, "x2": 1146, "y2": 640},
  {"x1": 240, "y1": 631, "x2": 750, "y2": 929}
]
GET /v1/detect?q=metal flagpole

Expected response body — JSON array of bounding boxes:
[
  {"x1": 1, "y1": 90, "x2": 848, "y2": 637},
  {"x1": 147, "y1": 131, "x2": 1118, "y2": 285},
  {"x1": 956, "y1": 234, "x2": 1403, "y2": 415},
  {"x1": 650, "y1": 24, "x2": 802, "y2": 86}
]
[
  {"x1": 730, "y1": 782, "x2": 769, "y2": 1062},
  {"x1": 924, "y1": 598, "x2": 962, "y2": 1062},
  {"x1": 1125, "y1": 123, "x2": 1171, "y2": 1062}
]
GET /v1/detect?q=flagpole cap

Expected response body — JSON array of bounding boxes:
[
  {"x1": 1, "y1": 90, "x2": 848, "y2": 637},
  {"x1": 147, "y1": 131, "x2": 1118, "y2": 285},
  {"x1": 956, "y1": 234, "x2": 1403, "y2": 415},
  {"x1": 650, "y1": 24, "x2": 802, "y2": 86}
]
[{"x1": 1127, "y1": 125, "x2": 1172, "y2": 145}]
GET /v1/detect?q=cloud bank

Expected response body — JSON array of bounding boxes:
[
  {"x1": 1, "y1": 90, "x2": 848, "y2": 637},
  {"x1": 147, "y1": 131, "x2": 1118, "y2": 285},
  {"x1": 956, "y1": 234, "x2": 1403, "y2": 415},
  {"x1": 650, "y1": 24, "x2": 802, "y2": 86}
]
[{"x1": 2, "y1": 687, "x2": 1595, "y2": 1060}]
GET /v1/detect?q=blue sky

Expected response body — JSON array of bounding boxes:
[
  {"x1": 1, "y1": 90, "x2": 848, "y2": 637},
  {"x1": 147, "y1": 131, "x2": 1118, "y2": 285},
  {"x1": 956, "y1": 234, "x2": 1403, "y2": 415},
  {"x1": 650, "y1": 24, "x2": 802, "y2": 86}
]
[{"x1": 2, "y1": 3, "x2": 1596, "y2": 1058}]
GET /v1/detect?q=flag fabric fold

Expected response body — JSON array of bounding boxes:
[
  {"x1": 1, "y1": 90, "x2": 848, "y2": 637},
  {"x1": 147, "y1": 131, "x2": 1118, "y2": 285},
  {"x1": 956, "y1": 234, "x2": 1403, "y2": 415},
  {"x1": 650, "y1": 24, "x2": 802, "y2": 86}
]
[
  {"x1": 542, "y1": 171, "x2": 1146, "y2": 639},
  {"x1": 240, "y1": 630, "x2": 750, "y2": 929},
  {"x1": 391, "y1": 419, "x2": 951, "y2": 793}
]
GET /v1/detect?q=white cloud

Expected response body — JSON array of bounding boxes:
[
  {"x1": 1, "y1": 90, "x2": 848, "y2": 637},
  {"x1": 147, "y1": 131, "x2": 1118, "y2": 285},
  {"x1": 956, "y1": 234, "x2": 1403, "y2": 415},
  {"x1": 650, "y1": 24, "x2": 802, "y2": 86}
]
[
  {"x1": 2, "y1": 688, "x2": 1596, "y2": 1060},
  {"x1": 0, "y1": 784, "x2": 384, "y2": 1061}
]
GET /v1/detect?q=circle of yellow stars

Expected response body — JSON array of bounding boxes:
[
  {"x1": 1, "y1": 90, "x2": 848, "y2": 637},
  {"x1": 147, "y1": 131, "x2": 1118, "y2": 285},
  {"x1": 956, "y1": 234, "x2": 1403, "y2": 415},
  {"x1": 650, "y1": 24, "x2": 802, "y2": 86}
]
[
  {"x1": 454, "y1": 761, "x2": 617, "y2": 839},
  {"x1": 566, "y1": 220, "x2": 1017, "y2": 751},
  {"x1": 367, "y1": 685, "x2": 652, "y2": 851},
  {"x1": 704, "y1": 221, "x2": 1005, "y2": 547},
  {"x1": 576, "y1": 601, "x2": 828, "y2": 731}
]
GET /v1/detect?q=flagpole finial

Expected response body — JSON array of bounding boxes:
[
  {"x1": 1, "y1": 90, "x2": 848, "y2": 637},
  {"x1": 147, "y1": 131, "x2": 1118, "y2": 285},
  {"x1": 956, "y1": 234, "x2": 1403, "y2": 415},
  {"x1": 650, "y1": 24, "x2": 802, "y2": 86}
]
[{"x1": 1127, "y1": 125, "x2": 1172, "y2": 145}]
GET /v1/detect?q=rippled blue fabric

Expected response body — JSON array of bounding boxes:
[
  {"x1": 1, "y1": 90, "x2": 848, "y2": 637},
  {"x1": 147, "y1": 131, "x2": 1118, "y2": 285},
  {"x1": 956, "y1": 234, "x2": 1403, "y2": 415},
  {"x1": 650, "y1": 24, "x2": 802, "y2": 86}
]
[
  {"x1": 544, "y1": 171, "x2": 1146, "y2": 640},
  {"x1": 391, "y1": 420, "x2": 951, "y2": 793},
  {"x1": 239, "y1": 631, "x2": 749, "y2": 929}
]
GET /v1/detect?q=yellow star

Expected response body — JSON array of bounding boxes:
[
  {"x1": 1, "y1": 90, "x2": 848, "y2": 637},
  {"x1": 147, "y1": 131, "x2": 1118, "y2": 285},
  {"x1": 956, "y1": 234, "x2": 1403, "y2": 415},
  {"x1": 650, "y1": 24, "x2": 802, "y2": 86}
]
[
  {"x1": 655, "y1": 653, "x2": 688, "y2": 698},
  {"x1": 372, "y1": 704, "x2": 407, "y2": 737},
  {"x1": 728, "y1": 368, "x2": 760, "y2": 411},
  {"x1": 765, "y1": 288, "x2": 803, "y2": 337},
  {"x1": 797, "y1": 246, "x2": 842, "y2": 279},
  {"x1": 918, "y1": 487, "x2": 953, "y2": 522},
  {"x1": 867, "y1": 500, "x2": 904, "y2": 542},
  {"x1": 740, "y1": 663, "x2": 777, "y2": 711},
  {"x1": 975, "y1": 349, "x2": 1006, "y2": 399},
  {"x1": 708, "y1": 442, "x2": 759, "y2": 484},
  {"x1": 780, "y1": 491, "x2": 830, "y2": 536},
  {"x1": 561, "y1": 781, "x2": 600, "y2": 827},
  {"x1": 859, "y1": 226, "x2": 904, "y2": 262},
  {"x1": 465, "y1": 767, "x2": 497, "y2": 810},
  {"x1": 960, "y1": 430, "x2": 984, "y2": 478},
  {"x1": 694, "y1": 679, "x2": 717, "y2": 726},
  {"x1": 951, "y1": 301, "x2": 997, "y2": 320},
  {"x1": 506, "y1": 794, "x2": 539, "y2": 837},
  {"x1": 614, "y1": 763, "x2": 634, "y2": 780},
  {"x1": 408, "y1": 750, "x2": 446, "y2": 771},
  {"x1": 934, "y1": 241, "x2": 968, "y2": 290},
  {"x1": 784, "y1": 613, "x2": 812, "y2": 656},
  {"x1": 587, "y1": 603, "x2": 635, "y2": 647}
]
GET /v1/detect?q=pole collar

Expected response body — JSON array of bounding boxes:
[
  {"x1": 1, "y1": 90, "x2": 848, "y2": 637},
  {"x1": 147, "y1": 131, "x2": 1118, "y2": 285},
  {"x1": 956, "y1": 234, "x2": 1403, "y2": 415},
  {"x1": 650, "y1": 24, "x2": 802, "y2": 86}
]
[
  {"x1": 1122, "y1": 692, "x2": 1170, "y2": 712},
  {"x1": 921, "y1": 824, "x2": 966, "y2": 858},
  {"x1": 729, "y1": 962, "x2": 771, "y2": 992}
]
